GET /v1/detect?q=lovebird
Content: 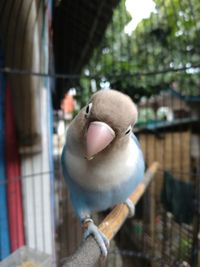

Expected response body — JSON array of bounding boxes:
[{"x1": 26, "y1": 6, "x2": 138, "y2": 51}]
[{"x1": 61, "y1": 89, "x2": 145, "y2": 256}]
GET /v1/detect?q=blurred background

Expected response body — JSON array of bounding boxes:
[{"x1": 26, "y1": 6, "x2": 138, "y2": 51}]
[{"x1": 0, "y1": 0, "x2": 200, "y2": 266}]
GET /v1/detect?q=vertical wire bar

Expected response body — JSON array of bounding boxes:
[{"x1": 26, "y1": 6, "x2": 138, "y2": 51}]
[
  {"x1": 40, "y1": 0, "x2": 46, "y2": 252},
  {"x1": 0, "y1": 1, "x2": 7, "y2": 26}
]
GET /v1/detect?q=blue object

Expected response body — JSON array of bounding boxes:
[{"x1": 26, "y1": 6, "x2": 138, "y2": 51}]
[{"x1": 0, "y1": 41, "x2": 10, "y2": 260}]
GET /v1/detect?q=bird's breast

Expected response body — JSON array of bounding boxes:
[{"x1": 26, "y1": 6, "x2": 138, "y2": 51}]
[{"x1": 64, "y1": 138, "x2": 141, "y2": 191}]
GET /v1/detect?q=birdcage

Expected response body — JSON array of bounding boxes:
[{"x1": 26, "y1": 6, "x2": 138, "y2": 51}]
[{"x1": 0, "y1": 0, "x2": 200, "y2": 267}]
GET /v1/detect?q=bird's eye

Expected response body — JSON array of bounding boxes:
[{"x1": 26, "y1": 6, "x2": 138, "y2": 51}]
[
  {"x1": 85, "y1": 103, "x2": 93, "y2": 116},
  {"x1": 125, "y1": 125, "x2": 132, "y2": 135}
]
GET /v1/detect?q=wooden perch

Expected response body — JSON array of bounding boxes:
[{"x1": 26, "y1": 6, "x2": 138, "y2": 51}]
[{"x1": 62, "y1": 162, "x2": 160, "y2": 267}]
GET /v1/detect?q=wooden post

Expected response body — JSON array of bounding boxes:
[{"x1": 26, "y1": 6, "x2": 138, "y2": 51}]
[{"x1": 62, "y1": 162, "x2": 160, "y2": 267}]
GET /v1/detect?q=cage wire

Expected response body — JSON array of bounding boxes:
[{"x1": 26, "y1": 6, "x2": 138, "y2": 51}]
[
  {"x1": 0, "y1": 0, "x2": 55, "y2": 266},
  {"x1": 0, "y1": 0, "x2": 200, "y2": 267},
  {"x1": 78, "y1": 1, "x2": 200, "y2": 267}
]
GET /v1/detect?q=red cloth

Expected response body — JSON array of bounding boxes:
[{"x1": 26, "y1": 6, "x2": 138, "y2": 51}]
[{"x1": 5, "y1": 85, "x2": 25, "y2": 251}]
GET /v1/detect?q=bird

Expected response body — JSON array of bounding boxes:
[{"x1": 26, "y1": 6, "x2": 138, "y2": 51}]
[{"x1": 61, "y1": 89, "x2": 145, "y2": 257}]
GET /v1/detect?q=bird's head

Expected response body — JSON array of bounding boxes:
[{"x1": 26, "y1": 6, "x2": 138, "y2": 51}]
[{"x1": 74, "y1": 89, "x2": 138, "y2": 160}]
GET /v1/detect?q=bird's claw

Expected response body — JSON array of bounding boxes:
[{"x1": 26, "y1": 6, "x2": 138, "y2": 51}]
[
  {"x1": 124, "y1": 198, "x2": 135, "y2": 217},
  {"x1": 82, "y1": 219, "x2": 109, "y2": 257}
]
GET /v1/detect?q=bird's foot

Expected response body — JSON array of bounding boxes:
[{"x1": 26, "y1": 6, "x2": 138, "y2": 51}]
[
  {"x1": 82, "y1": 218, "x2": 109, "y2": 257},
  {"x1": 124, "y1": 198, "x2": 135, "y2": 217}
]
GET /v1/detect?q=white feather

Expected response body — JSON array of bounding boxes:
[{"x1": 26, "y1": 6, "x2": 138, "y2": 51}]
[{"x1": 64, "y1": 136, "x2": 140, "y2": 191}]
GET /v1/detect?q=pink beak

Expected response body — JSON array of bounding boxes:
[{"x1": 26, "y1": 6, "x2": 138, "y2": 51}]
[{"x1": 86, "y1": 121, "x2": 115, "y2": 159}]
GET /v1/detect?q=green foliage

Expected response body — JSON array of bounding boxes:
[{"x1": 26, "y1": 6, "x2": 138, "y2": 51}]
[
  {"x1": 178, "y1": 237, "x2": 192, "y2": 261},
  {"x1": 76, "y1": 78, "x2": 91, "y2": 108},
  {"x1": 83, "y1": 0, "x2": 200, "y2": 100}
]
